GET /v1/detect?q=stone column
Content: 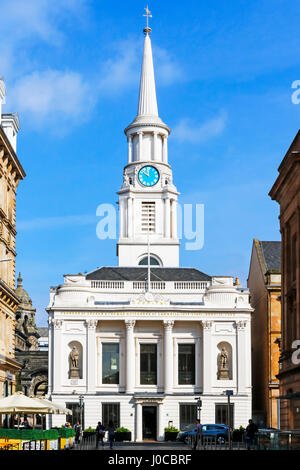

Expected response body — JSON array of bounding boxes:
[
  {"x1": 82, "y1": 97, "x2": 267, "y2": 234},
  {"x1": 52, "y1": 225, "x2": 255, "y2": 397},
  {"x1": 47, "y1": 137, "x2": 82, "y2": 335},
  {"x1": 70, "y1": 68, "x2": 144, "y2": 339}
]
[
  {"x1": 202, "y1": 321, "x2": 213, "y2": 394},
  {"x1": 87, "y1": 319, "x2": 97, "y2": 393},
  {"x1": 153, "y1": 131, "x2": 158, "y2": 161},
  {"x1": 163, "y1": 320, "x2": 174, "y2": 394},
  {"x1": 138, "y1": 131, "x2": 143, "y2": 161},
  {"x1": 171, "y1": 199, "x2": 177, "y2": 239},
  {"x1": 52, "y1": 319, "x2": 63, "y2": 393},
  {"x1": 162, "y1": 135, "x2": 168, "y2": 163},
  {"x1": 158, "y1": 402, "x2": 164, "y2": 441},
  {"x1": 125, "y1": 320, "x2": 136, "y2": 394},
  {"x1": 128, "y1": 135, "x2": 133, "y2": 163},
  {"x1": 48, "y1": 317, "x2": 53, "y2": 392},
  {"x1": 136, "y1": 402, "x2": 142, "y2": 441},
  {"x1": 195, "y1": 336, "x2": 201, "y2": 391},
  {"x1": 236, "y1": 321, "x2": 247, "y2": 393},
  {"x1": 127, "y1": 197, "x2": 133, "y2": 238},
  {"x1": 119, "y1": 198, "x2": 124, "y2": 238},
  {"x1": 164, "y1": 197, "x2": 170, "y2": 238}
]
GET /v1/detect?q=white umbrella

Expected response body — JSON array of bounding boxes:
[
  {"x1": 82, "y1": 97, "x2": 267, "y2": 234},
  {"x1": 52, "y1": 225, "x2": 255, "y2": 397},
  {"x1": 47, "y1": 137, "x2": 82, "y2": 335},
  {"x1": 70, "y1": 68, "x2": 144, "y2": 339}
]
[
  {"x1": 31, "y1": 396, "x2": 72, "y2": 415},
  {"x1": 0, "y1": 392, "x2": 50, "y2": 414}
]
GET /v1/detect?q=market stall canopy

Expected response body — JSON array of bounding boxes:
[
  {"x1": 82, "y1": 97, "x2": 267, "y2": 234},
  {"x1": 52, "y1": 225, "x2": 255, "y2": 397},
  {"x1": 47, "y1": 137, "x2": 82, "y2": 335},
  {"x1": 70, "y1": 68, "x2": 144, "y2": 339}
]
[
  {"x1": 0, "y1": 392, "x2": 51, "y2": 414},
  {"x1": 31, "y1": 396, "x2": 72, "y2": 415}
]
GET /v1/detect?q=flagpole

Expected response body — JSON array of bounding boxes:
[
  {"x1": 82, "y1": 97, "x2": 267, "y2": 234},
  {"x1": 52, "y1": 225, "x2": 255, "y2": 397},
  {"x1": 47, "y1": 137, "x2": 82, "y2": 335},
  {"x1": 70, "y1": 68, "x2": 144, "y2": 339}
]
[{"x1": 147, "y1": 231, "x2": 150, "y2": 292}]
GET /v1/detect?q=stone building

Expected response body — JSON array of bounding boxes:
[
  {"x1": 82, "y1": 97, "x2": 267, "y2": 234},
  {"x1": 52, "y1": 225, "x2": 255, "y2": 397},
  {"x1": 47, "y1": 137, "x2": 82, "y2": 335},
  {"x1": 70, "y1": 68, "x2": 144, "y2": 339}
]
[
  {"x1": 48, "y1": 25, "x2": 253, "y2": 439},
  {"x1": 248, "y1": 239, "x2": 281, "y2": 428},
  {"x1": 0, "y1": 78, "x2": 25, "y2": 403},
  {"x1": 14, "y1": 273, "x2": 48, "y2": 397},
  {"x1": 269, "y1": 130, "x2": 300, "y2": 430}
]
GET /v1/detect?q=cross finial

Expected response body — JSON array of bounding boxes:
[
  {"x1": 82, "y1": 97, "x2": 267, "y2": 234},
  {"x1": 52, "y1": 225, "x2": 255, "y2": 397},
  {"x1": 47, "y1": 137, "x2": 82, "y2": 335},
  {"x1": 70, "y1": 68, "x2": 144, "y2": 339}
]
[{"x1": 143, "y1": 5, "x2": 152, "y2": 35}]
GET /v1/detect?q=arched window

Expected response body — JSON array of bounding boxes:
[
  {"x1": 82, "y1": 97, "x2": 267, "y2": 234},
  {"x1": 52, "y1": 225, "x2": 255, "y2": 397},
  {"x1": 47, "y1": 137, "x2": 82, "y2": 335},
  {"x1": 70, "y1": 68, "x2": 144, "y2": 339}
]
[{"x1": 138, "y1": 256, "x2": 160, "y2": 266}]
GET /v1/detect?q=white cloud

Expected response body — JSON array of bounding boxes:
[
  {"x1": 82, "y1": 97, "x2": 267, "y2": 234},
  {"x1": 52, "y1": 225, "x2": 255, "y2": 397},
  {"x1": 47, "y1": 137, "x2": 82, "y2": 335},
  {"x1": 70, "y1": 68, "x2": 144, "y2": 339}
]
[
  {"x1": 10, "y1": 70, "x2": 93, "y2": 123},
  {"x1": 98, "y1": 39, "x2": 185, "y2": 95},
  {"x1": 172, "y1": 111, "x2": 227, "y2": 143}
]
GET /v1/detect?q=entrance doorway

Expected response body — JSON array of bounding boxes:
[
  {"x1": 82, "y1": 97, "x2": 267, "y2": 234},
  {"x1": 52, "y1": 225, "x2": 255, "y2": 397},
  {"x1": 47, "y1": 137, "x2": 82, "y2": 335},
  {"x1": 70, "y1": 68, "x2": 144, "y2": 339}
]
[{"x1": 142, "y1": 406, "x2": 157, "y2": 440}]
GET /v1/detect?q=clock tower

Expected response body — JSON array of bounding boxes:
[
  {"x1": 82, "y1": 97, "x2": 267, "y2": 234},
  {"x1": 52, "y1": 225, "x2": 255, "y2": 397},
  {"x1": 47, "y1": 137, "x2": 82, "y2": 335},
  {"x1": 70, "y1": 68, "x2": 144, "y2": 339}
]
[{"x1": 117, "y1": 25, "x2": 180, "y2": 267}]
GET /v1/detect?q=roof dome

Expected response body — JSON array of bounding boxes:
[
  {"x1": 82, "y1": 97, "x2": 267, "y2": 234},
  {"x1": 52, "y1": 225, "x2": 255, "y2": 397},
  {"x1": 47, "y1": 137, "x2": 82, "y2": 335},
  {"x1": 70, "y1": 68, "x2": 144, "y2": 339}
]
[{"x1": 15, "y1": 273, "x2": 32, "y2": 306}]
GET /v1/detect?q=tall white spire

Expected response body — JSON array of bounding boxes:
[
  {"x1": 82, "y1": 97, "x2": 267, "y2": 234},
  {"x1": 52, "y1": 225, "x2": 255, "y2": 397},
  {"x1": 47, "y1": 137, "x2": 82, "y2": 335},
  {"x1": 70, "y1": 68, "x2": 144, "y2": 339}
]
[{"x1": 137, "y1": 31, "x2": 158, "y2": 118}]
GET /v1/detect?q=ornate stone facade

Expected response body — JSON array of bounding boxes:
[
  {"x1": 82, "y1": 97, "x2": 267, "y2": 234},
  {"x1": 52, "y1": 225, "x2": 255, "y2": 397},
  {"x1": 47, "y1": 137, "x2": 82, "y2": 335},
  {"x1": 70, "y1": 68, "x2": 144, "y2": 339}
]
[
  {"x1": 0, "y1": 79, "x2": 25, "y2": 403},
  {"x1": 270, "y1": 131, "x2": 300, "y2": 430}
]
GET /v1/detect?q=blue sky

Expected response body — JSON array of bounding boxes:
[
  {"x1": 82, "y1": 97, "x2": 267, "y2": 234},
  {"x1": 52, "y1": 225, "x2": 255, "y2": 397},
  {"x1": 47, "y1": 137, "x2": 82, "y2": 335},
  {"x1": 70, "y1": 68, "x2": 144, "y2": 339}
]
[{"x1": 1, "y1": 0, "x2": 299, "y2": 325}]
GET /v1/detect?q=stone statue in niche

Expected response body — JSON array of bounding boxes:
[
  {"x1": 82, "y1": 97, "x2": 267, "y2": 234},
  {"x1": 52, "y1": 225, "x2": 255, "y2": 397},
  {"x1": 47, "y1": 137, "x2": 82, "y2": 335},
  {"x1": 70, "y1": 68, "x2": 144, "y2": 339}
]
[
  {"x1": 69, "y1": 345, "x2": 80, "y2": 378},
  {"x1": 218, "y1": 347, "x2": 230, "y2": 380}
]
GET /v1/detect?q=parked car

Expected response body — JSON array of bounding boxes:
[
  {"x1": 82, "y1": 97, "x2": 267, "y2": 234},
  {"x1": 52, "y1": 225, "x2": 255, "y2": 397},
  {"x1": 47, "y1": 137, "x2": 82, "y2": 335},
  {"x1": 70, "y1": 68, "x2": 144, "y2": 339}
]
[{"x1": 176, "y1": 423, "x2": 229, "y2": 445}]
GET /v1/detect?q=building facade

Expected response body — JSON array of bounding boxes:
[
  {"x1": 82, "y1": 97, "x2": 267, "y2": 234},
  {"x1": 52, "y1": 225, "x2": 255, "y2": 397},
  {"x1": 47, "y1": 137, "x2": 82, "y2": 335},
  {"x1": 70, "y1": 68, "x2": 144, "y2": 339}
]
[
  {"x1": 48, "y1": 26, "x2": 252, "y2": 439},
  {"x1": 0, "y1": 79, "x2": 25, "y2": 404},
  {"x1": 248, "y1": 239, "x2": 281, "y2": 428},
  {"x1": 269, "y1": 130, "x2": 300, "y2": 430},
  {"x1": 15, "y1": 273, "x2": 48, "y2": 397}
]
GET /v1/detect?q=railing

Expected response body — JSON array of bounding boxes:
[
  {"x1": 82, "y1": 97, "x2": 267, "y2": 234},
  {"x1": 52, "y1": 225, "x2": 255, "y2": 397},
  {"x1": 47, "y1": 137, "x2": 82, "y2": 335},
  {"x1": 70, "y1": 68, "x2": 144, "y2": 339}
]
[
  {"x1": 91, "y1": 281, "x2": 124, "y2": 289},
  {"x1": 189, "y1": 434, "x2": 246, "y2": 450},
  {"x1": 255, "y1": 430, "x2": 300, "y2": 450},
  {"x1": 133, "y1": 282, "x2": 165, "y2": 290},
  {"x1": 74, "y1": 432, "x2": 97, "y2": 450},
  {"x1": 90, "y1": 280, "x2": 208, "y2": 291},
  {"x1": 174, "y1": 282, "x2": 209, "y2": 290}
]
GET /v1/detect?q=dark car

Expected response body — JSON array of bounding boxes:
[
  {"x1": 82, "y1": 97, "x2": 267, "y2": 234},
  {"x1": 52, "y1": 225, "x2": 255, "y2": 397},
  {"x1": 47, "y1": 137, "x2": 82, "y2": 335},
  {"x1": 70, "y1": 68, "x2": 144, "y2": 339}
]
[{"x1": 176, "y1": 423, "x2": 229, "y2": 444}]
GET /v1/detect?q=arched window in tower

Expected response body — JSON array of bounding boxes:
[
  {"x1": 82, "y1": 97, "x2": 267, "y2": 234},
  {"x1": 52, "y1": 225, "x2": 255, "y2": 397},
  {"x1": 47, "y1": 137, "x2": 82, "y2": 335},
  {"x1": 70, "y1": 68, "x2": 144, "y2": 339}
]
[{"x1": 138, "y1": 256, "x2": 160, "y2": 266}]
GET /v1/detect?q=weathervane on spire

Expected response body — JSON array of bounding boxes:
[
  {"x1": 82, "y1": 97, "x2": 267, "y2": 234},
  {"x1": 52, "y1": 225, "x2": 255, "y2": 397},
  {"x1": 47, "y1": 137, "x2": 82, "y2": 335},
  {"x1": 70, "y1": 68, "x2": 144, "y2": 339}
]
[{"x1": 143, "y1": 5, "x2": 152, "y2": 35}]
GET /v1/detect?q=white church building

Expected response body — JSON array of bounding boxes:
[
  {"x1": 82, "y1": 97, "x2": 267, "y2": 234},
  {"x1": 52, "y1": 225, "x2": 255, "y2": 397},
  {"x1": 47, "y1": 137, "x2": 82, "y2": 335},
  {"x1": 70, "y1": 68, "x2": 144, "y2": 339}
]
[{"x1": 47, "y1": 24, "x2": 252, "y2": 440}]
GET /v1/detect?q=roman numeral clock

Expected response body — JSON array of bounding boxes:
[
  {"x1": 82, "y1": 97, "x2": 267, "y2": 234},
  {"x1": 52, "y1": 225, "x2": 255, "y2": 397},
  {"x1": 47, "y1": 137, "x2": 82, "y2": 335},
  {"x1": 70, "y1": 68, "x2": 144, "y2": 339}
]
[{"x1": 138, "y1": 165, "x2": 160, "y2": 187}]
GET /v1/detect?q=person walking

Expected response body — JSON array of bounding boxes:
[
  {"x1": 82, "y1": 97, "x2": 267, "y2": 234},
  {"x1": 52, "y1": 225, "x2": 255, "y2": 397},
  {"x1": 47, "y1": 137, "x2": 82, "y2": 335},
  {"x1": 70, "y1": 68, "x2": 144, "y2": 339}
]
[
  {"x1": 107, "y1": 421, "x2": 115, "y2": 450},
  {"x1": 245, "y1": 419, "x2": 258, "y2": 450},
  {"x1": 74, "y1": 421, "x2": 81, "y2": 445},
  {"x1": 96, "y1": 421, "x2": 105, "y2": 449},
  {"x1": 193, "y1": 419, "x2": 202, "y2": 450}
]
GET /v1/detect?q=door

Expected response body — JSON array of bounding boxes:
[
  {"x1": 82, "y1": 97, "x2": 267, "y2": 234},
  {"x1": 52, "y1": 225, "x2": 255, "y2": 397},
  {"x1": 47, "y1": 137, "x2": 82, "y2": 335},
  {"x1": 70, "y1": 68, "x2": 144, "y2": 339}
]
[{"x1": 142, "y1": 406, "x2": 157, "y2": 440}]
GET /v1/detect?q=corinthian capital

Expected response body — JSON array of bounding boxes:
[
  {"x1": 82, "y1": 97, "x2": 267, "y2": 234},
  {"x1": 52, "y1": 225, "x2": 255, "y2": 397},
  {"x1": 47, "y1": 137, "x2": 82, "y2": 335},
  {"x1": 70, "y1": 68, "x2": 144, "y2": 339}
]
[
  {"x1": 86, "y1": 319, "x2": 98, "y2": 329},
  {"x1": 163, "y1": 320, "x2": 174, "y2": 331},
  {"x1": 202, "y1": 320, "x2": 213, "y2": 330},
  {"x1": 125, "y1": 319, "x2": 136, "y2": 330},
  {"x1": 53, "y1": 319, "x2": 63, "y2": 329}
]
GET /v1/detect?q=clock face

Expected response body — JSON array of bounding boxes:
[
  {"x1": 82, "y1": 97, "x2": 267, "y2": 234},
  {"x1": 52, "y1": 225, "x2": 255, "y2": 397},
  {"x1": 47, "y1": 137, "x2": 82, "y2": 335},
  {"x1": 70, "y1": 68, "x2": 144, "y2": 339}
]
[{"x1": 138, "y1": 165, "x2": 159, "y2": 187}]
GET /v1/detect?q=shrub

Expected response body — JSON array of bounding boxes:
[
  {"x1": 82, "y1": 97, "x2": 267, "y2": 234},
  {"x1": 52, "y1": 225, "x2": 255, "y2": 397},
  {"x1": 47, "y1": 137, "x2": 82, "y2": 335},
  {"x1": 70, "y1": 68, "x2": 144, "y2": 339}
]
[
  {"x1": 164, "y1": 426, "x2": 179, "y2": 433},
  {"x1": 115, "y1": 427, "x2": 130, "y2": 433}
]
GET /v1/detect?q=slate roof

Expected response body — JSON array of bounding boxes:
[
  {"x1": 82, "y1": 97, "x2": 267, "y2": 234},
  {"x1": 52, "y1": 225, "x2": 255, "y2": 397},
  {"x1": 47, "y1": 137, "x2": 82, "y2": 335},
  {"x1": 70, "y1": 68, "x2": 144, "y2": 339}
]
[
  {"x1": 86, "y1": 267, "x2": 211, "y2": 282},
  {"x1": 37, "y1": 327, "x2": 49, "y2": 337},
  {"x1": 260, "y1": 241, "x2": 281, "y2": 272}
]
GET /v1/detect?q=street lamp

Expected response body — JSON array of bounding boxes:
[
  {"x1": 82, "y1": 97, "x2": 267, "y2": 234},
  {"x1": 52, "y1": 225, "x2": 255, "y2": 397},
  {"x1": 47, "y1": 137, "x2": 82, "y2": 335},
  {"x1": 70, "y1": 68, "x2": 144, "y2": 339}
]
[
  {"x1": 195, "y1": 396, "x2": 202, "y2": 423},
  {"x1": 79, "y1": 395, "x2": 84, "y2": 427},
  {"x1": 225, "y1": 390, "x2": 233, "y2": 448}
]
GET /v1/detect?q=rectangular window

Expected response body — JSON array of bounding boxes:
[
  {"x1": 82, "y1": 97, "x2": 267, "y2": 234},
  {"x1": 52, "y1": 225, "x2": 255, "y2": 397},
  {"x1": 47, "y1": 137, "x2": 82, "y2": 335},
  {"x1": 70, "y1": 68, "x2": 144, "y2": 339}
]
[
  {"x1": 140, "y1": 343, "x2": 157, "y2": 385},
  {"x1": 102, "y1": 343, "x2": 119, "y2": 384},
  {"x1": 178, "y1": 344, "x2": 195, "y2": 385},
  {"x1": 215, "y1": 403, "x2": 234, "y2": 428},
  {"x1": 102, "y1": 403, "x2": 120, "y2": 428},
  {"x1": 179, "y1": 404, "x2": 197, "y2": 430},
  {"x1": 141, "y1": 202, "x2": 155, "y2": 232}
]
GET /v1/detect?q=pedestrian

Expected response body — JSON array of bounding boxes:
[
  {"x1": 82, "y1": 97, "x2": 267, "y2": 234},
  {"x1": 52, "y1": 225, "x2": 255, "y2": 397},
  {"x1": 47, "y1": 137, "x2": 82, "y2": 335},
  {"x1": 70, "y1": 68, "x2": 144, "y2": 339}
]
[
  {"x1": 96, "y1": 421, "x2": 105, "y2": 449},
  {"x1": 245, "y1": 419, "x2": 258, "y2": 450},
  {"x1": 74, "y1": 421, "x2": 81, "y2": 444},
  {"x1": 193, "y1": 419, "x2": 202, "y2": 450},
  {"x1": 107, "y1": 421, "x2": 115, "y2": 450}
]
